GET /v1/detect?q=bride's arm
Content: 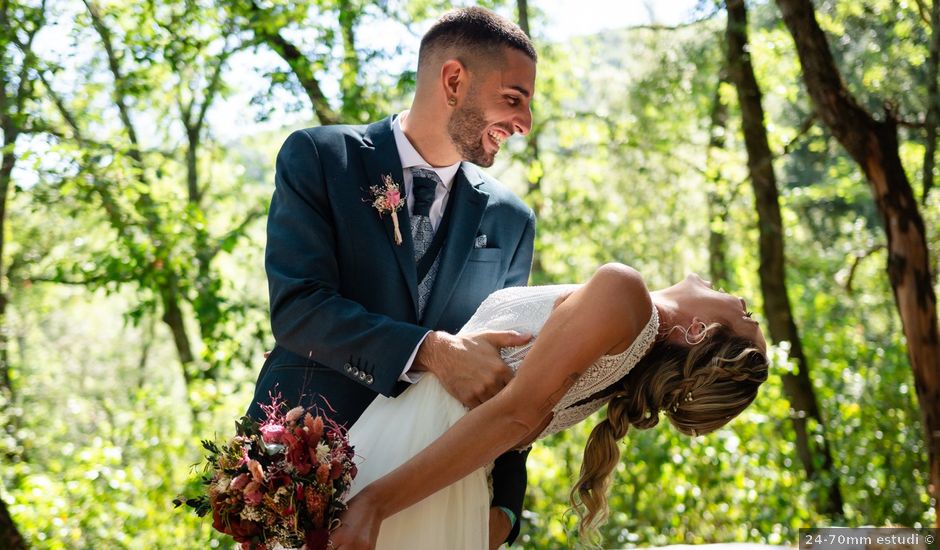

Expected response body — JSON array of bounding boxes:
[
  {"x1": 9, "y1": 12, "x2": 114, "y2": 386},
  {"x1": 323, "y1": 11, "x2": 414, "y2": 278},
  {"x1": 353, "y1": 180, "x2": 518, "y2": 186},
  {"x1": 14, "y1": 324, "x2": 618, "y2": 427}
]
[{"x1": 332, "y1": 263, "x2": 653, "y2": 549}]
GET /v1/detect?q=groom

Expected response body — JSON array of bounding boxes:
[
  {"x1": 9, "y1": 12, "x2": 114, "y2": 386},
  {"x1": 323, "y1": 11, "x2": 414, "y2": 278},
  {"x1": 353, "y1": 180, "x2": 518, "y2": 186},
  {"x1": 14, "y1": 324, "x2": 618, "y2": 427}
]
[{"x1": 247, "y1": 7, "x2": 538, "y2": 545}]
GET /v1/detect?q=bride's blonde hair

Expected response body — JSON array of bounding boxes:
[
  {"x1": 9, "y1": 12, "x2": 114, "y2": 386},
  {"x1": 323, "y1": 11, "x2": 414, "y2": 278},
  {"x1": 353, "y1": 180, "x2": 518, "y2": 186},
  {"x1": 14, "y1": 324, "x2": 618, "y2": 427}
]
[{"x1": 569, "y1": 325, "x2": 769, "y2": 539}]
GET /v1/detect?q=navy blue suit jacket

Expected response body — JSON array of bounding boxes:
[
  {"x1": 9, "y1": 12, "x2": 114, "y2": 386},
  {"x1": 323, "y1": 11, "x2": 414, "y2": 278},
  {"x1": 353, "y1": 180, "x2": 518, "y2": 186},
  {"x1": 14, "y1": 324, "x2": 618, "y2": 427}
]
[{"x1": 248, "y1": 115, "x2": 535, "y2": 541}]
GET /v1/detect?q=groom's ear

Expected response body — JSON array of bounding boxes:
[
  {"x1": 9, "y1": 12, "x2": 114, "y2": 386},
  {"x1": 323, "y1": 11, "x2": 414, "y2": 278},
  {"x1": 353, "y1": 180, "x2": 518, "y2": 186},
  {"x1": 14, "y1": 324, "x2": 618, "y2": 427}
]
[{"x1": 440, "y1": 59, "x2": 468, "y2": 103}]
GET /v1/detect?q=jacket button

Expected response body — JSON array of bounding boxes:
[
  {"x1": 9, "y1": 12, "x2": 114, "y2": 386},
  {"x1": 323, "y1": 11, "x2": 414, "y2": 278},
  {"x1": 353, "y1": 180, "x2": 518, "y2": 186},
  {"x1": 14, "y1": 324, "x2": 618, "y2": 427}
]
[
  {"x1": 365, "y1": 375, "x2": 374, "y2": 384},
  {"x1": 358, "y1": 371, "x2": 367, "y2": 381},
  {"x1": 344, "y1": 363, "x2": 353, "y2": 372},
  {"x1": 350, "y1": 367, "x2": 360, "y2": 376}
]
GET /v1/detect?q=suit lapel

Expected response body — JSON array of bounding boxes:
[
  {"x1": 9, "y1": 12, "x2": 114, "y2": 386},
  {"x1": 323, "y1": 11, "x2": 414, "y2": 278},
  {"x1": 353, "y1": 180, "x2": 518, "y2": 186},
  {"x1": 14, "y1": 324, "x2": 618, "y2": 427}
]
[
  {"x1": 421, "y1": 164, "x2": 489, "y2": 328},
  {"x1": 361, "y1": 117, "x2": 418, "y2": 315}
]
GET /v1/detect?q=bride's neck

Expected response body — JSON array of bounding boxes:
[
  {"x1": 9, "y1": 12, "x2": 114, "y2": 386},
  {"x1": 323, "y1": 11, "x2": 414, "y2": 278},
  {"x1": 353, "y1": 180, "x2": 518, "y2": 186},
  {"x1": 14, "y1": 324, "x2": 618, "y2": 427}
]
[{"x1": 650, "y1": 291, "x2": 680, "y2": 342}]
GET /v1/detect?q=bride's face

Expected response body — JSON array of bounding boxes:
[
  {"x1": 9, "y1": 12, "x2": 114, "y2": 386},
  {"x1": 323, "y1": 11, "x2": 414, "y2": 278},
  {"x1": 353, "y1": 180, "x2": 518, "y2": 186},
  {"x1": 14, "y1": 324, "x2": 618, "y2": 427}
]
[{"x1": 666, "y1": 274, "x2": 766, "y2": 351}]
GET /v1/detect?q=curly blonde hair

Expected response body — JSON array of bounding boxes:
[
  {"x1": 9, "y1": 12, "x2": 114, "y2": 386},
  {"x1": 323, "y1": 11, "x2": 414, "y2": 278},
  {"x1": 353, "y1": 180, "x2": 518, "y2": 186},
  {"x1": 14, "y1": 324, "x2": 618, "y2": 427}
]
[{"x1": 569, "y1": 325, "x2": 769, "y2": 538}]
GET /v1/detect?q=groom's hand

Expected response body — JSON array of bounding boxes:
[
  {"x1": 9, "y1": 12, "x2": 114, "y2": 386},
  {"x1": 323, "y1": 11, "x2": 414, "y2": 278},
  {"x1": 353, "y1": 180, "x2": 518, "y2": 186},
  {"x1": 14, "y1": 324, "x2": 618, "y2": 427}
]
[
  {"x1": 415, "y1": 330, "x2": 531, "y2": 408},
  {"x1": 489, "y1": 506, "x2": 513, "y2": 549}
]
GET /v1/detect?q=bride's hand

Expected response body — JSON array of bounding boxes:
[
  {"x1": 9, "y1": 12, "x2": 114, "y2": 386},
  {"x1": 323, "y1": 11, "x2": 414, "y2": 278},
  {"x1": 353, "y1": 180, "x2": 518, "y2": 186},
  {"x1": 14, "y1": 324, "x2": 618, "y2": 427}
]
[
  {"x1": 331, "y1": 493, "x2": 382, "y2": 550},
  {"x1": 415, "y1": 330, "x2": 531, "y2": 409}
]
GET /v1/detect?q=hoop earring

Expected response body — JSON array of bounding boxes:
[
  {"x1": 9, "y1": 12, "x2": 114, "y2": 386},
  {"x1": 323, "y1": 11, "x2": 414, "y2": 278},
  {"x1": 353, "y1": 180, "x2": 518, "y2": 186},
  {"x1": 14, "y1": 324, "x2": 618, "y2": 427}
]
[
  {"x1": 684, "y1": 321, "x2": 707, "y2": 346},
  {"x1": 447, "y1": 97, "x2": 457, "y2": 106}
]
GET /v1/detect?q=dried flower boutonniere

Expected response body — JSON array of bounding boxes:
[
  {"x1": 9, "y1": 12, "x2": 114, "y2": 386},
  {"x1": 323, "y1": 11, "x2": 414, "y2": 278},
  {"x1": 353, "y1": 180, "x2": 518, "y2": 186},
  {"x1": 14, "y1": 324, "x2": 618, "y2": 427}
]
[{"x1": 369, "y1": 174, "x2": 406, "y2": 245}]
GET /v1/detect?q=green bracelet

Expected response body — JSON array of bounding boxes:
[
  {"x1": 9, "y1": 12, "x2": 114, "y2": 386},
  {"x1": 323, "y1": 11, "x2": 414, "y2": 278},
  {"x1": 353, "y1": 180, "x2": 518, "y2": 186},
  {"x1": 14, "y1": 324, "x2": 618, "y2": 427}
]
[{"x1": 496, "y1": 505, "x2": 517, "y2": 528}]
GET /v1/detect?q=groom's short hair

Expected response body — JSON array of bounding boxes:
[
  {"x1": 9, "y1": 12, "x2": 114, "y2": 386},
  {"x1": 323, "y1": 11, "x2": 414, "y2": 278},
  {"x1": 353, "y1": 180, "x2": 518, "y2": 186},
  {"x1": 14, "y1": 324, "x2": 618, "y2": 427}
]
[{"x1": 418, "y1": 7, "x2": 537, "y2": 74}]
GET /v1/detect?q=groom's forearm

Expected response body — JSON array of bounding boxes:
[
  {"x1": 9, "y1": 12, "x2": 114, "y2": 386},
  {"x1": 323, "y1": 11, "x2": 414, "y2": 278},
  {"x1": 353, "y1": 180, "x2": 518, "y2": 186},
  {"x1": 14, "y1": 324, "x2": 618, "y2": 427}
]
[{"x1": 269, "y1": 283, "x2": 428, "y2": 394}]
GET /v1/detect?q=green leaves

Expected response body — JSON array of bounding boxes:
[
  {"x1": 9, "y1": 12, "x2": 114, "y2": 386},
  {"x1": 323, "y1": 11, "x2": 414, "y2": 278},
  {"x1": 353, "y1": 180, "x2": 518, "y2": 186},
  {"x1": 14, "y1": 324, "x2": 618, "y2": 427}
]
[{"x1": 1, "y1": 0, "x2": 937, "y2": 547}]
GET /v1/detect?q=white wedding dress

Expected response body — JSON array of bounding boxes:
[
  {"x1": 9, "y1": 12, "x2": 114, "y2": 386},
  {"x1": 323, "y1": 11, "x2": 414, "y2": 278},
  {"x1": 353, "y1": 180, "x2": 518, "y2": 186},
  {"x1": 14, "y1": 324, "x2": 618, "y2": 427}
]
[{"x1": 347, "y1": 285, "x2": 659, "y2": 549}]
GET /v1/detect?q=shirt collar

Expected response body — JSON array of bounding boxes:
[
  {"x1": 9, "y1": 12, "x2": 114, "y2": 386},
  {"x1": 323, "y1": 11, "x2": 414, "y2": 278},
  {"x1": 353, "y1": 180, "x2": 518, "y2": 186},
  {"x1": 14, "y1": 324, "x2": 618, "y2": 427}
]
[{"x1": 393, "y1": 111, "x2": 461, "y2": 187}]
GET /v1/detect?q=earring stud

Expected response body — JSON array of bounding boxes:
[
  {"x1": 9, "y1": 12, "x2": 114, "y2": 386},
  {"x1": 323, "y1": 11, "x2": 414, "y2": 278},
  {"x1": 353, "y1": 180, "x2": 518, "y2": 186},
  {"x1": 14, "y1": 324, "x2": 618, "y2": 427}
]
[{"x1": 447, "y1": 97, "x2": 456, "y2": 106}]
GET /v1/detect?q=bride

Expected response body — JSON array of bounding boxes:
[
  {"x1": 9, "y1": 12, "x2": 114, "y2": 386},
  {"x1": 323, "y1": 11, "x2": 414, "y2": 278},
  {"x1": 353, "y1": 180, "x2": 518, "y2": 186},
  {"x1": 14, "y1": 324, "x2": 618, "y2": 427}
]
[{"x1": 332, "y1": 263, "x2": 769, "y2": 549}]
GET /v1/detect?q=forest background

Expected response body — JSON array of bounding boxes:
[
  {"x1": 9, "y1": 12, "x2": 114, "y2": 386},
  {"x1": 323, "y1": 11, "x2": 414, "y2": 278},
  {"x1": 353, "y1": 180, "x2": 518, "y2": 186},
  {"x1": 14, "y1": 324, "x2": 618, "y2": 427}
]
[{"x1": 1, "y1": 0, "x2": 939, "y2": 548}]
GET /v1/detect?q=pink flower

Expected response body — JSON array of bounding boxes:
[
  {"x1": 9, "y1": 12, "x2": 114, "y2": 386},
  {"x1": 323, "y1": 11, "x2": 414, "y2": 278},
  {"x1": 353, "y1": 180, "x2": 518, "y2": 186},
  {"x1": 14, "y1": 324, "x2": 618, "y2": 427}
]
[
  {"x1": 230, "y1": 473, "x2": 250, "y2": 491},
  {"x1": 371, "y1": 174, "x2": 405, "y2": 246},
  {"x1": 248, "y1": 459, "x2": 264, "y2": 482},
  {"x1": 285, "y1": 406, "x2": 305, "y2": 423},
  {"x1": 260, "y1": 423, "x2": 286, "y2": 444},
  {"x1": 385, "y1": 188, "x2": 402, "y2": 208},
  {"x1": 243, "y1": 481, "x2": 263, "y2": 505}
]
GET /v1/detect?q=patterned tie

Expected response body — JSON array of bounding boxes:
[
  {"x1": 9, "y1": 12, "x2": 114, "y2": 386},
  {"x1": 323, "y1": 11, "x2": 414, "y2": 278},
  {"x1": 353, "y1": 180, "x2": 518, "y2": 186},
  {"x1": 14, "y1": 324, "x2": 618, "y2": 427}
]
[
  {"x1": 410, "y1": 168, "x2": 441, "y2": 318},
  {"x1": 410, "y1": 168, "x2": 439, "y2": 262}
]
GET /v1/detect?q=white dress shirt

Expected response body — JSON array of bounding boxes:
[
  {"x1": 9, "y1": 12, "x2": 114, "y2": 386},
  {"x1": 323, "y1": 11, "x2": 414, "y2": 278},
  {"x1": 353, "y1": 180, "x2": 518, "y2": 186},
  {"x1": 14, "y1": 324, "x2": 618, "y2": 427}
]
[
  {"x1": 392, "y1": 113, "x2": 460, "y2": 231},
  {"x1": 393, "y1": 112, "x2": 461, "y2": 381}
]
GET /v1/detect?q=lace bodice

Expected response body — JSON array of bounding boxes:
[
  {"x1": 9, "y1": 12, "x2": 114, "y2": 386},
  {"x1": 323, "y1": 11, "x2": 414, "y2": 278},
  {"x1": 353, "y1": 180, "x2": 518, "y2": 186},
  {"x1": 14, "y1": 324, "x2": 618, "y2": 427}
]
[{"x1": 458, "y1": 284, "x2": 660, "y2": 439}]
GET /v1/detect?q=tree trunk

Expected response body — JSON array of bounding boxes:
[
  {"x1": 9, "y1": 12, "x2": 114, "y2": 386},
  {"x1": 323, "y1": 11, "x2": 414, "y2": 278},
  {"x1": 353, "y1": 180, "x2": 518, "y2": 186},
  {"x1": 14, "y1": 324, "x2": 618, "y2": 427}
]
[
  {"x1": 776, "y1": 0, "x2": 940, "y2": 526},
  {"x1": 184, "y1": 124, "x2": 216, "y2": 348},
  {"x1": 0, "y1": 0, "x2": 19, "y2": 397},
  {"x1": 161, "y1": 285, "x2": 203, "y2": 418},
  {"x1": 160, "y1": 284, "x2": 195, "y2": 387},
  {"x1": 517, "y1": 0, "x2": 530, "y2": 37},
  {"x1": 705, "y1": 72, "x2": 732, "y2": 289},
  {"x1": 137, "y1": 314, "x2": 154, "y2": 389},
  {"x1": 0, "y1": 497, "x2": 27, "y2": 550},
  {"x1": 726, "y1": 0, "x2": 844, "y2": 518},
  {"x1": 0, "y1": 133, "x2": 14, "y2": 396},
  {"x1": 186, "y1": 127, "x2": 199, "y2": 205},
  {"x1": 924, "y1": 0, "x2": 940, "y2": 203}
]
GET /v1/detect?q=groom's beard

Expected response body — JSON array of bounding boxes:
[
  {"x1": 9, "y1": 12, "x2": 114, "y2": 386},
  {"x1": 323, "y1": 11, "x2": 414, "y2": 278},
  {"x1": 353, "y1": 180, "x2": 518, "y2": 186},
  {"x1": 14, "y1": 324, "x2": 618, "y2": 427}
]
[{"x1": 447, "y1": 97, "x2": 495, "y2": 167}]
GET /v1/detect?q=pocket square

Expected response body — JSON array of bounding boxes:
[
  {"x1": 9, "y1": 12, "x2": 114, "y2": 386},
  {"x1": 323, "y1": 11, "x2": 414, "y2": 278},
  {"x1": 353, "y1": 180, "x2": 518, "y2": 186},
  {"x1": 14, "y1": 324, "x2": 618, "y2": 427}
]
[{"x1": 473, "y1": 234, "x2": 487, "y2": 248}]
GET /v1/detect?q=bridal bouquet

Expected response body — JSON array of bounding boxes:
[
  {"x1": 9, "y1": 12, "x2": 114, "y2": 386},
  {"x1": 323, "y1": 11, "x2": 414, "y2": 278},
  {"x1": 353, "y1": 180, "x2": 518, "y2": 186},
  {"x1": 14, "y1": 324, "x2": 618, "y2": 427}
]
[{"x1": 175, "y1": 396, "x2": 357, "y2": 550}]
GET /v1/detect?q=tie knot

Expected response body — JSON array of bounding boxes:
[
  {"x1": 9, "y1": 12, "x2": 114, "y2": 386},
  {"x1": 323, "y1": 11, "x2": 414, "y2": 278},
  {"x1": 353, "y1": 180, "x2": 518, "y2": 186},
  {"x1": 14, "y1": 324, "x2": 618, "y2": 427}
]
[{"x1": 411, "y1": 168, "x2": 440, "y2": 217}]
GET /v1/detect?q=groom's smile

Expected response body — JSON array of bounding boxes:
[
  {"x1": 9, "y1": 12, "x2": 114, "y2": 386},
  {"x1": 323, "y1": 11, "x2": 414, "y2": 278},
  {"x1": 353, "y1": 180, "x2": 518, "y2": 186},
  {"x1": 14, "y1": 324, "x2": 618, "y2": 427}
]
[
  {"x1": 448, "y1": 46, "x2": 535, "y2": 167},
  {"x1": 485, "y1": 127, "x2": 510, "y2": 153}
]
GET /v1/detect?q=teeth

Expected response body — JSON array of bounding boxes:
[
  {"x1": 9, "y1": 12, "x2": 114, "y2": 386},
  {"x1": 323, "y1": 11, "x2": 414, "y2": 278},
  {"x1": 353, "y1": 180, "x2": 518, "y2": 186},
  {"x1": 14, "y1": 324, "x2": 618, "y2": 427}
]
[{"x1": 488, "y1": 130, "x2": 505, "y2": 145}]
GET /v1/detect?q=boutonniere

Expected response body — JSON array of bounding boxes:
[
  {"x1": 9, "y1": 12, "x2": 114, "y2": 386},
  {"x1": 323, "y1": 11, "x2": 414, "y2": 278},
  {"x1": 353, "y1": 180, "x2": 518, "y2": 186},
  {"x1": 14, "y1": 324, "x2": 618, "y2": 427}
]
[{"x1": 369, "y1": 174, "x2": 405, "y2": 245}]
